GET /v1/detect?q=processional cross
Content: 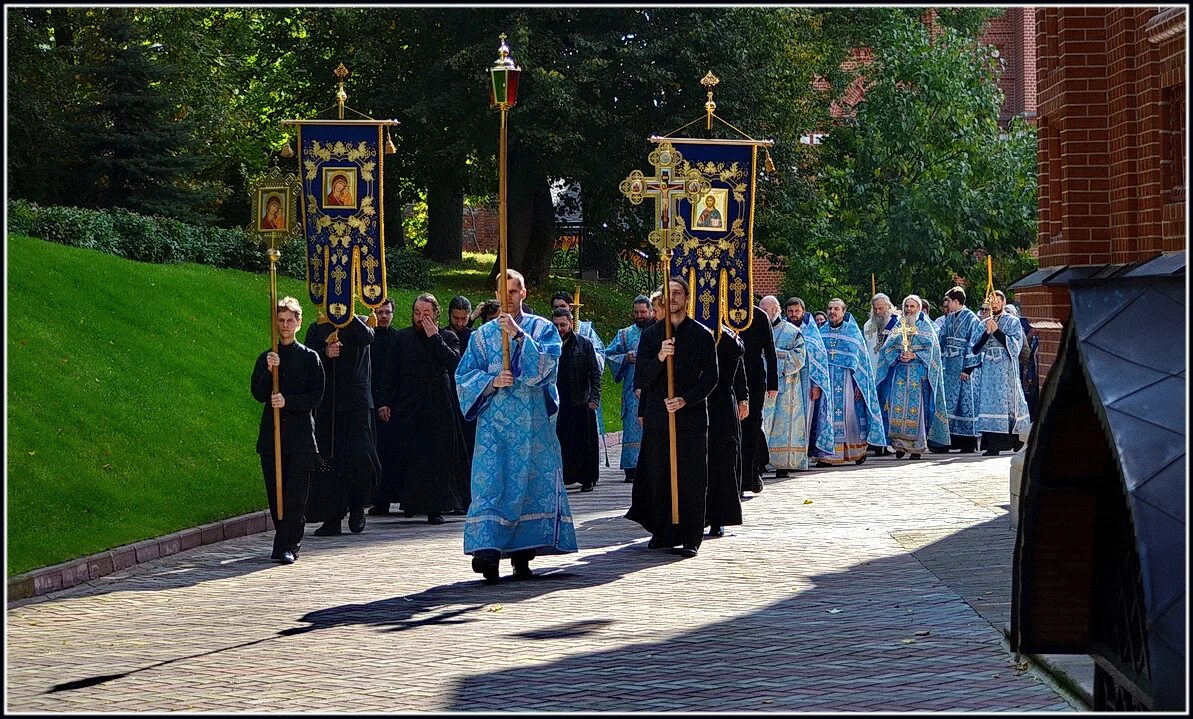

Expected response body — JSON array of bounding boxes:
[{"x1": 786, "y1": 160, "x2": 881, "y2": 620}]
[
  {"x1": 619, "y1": 142, "x2": 710, "y2": 524},
  {"x1": 892, "y1": 317, "x2": 918, "y2": 354}
]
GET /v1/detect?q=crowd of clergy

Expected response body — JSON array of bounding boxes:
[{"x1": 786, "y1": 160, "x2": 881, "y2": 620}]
[{"x1": 251, "y1": 270, "x2": 1038, "y2": 578}]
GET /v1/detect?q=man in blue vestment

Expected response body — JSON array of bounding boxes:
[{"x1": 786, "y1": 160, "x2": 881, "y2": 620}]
[
  {"x1": 815, "y1": 299, "x2": 886, "y2": 466},
  {"x1": 972, "y1": 290, "x2": 1032, "y2": 455},
  {"x1": 874, "y1": 295, "x2": 950, "y2": 459},
  {"x1": 605, "y1": 296, "x2": 652, "y2": 482},
  {"x1": 933, "y1": 286, "x2": 984, "y2": 453},
  {"x1": 761, "y1": 297, "x2": 834, "y2": 474},
  {"x1": 786, "y1": 298, "x2": 836, "y2": 463},
  {"x1": 456, "y1": 270, "x2": 578, "y2": 584}
]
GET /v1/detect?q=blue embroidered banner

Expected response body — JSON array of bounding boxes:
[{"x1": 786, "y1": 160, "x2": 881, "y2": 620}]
[
  {"x1": 297, "y1": 122, "x2": 388, "y2": 327},
  {"x1": 664, "y1": 140, "x2": 759, "y2": 333}
]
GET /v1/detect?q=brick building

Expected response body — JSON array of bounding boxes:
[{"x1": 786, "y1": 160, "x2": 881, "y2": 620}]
[{"x1": 1012, "y1": 6, "x2": 1187, "y2": 384}]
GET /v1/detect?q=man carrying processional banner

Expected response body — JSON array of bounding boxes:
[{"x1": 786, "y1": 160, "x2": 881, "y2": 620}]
[
  {"x1": 620, "y1": 72, "x2": 776, "y2": 555},
  {"x1": 281, "y1": 64, "x2": 399, "y2": 537}
]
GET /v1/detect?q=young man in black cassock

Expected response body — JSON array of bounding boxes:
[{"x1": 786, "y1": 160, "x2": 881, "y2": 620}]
[
  {"x1": 368, "y1": 298, "x2": 401, "y2": 516},
  {"x1": 444, "y1": 295, "x2": 478, "y2": 482},
  {"x1": 383, "y1": 293, "x2": 469, "y2": 523},
  {"x1": 737, "y1": 304, "x2": 778, "y2": 495},
  {"x1": 250, "y1": 297, "x2": 324, "y2": 564},
  {"x1": 626, "y1": 278, "x2": 718, "y2": 557},
  {"x1": 705, "y1": 323, "x2": 748, "y2": 538},
  {"x1": 304, "y1": 311, "x2": 382, "y2": 536},
  {"x1": 552, "y1": 307, "x2": 602, "y2": 492}
]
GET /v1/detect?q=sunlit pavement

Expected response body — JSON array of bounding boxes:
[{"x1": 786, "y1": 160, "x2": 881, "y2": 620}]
[{"x1": 5, "y1": 449, "x2": 1077, "y2": 711}]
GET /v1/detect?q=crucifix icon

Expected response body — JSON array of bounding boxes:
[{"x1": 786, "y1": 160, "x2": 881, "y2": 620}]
[
  {"x1": 892, "y1": 317, "x2": 918, "y2": 354},
  {"x1": 361, "y1": 253, "x2": 380, "y2": 283},
  {"x1": 698, "y1": 287, "x2": 716, "y2": 320}
]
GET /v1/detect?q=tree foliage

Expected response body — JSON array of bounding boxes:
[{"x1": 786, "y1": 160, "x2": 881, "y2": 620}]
[
  {"x1": 7, "y1": 7, "x2": 1037, "y2": 301},
  {"x1": 772, "y1": 10, "x2": 1037, "y2": 311}
]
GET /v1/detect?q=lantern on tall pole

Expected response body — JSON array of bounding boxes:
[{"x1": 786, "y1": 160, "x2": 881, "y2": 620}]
[{"x1": 489, "y1": 34, "x2": 522, "y2": 372}]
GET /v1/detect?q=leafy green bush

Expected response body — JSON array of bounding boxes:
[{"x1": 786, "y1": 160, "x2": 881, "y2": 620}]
[
  {"x1": 386, "y1": 247, "x2": 433, "y2": 289},
  {"x1": 7, "y1": 198, "x2": 38, "y2": 234},
  {"x1": 31, "y1": 204, "x2": 119, "y2": 254}
]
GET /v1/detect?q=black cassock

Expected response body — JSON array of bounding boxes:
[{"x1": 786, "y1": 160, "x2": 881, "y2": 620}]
[
  {"x1": 303, "y1": 315, "x2": 382, "y2": 523},
  {"x1": 369, "y1": 324, "x2": 401, "y2": 507},
  {"x1": 382, "y1": 325, "x2": 469, "y2": 516},
  {"x1": 626, "y1": 316, "x2": 718, "y2": 549},
  {"x1": 706, "y1": 327, "x2": 748, "y2": 528},
  {"x1": 738, "y1": 305, "x2": 778, "y2": 485},
  {"x1": 555, "y1": 331, "x2": 602, "y2": 489},
  {"x1": 443, "y1": 323, "x2": 477, "y2": 469},
  {"x1": 250, "y1": 340, "x2": 324, "y2": 556}
]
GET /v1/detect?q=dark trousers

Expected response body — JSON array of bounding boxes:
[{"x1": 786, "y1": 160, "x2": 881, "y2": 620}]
[
  {"x1": 981, "y1": 431, "x2": 1018, "y2": 452},
  {"x1": 260, "y1": 453, "x2": 314, "y2": 556}
]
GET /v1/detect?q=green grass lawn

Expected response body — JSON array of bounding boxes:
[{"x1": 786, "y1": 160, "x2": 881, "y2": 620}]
[{"x1": 6, "y1": 235, "x2": 636, "y2": 575}]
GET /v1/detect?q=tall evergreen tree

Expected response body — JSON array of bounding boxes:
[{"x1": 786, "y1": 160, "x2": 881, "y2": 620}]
[{"x1": 74, "y1": 9, "x2": 212, "y2": 221}]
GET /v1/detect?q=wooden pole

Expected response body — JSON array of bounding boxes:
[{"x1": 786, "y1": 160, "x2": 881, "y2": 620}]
[
  {"x1": 498, "y1": 107, "x2": 511, "y2": 371},
  {"x1": 871, "y1": 273, "x2": 876, "y2": 297},
  {"x1": 986, "y1": 255, "x2": 995, "y2": 301},
  {"x1": 662, "y1": 252, "x2": 680, "y2": 525},
  {"x1": 267, "y1": 243, "x2": 283, "y2": 520}
]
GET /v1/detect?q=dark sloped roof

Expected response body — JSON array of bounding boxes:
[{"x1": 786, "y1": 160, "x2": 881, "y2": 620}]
[{"x1": 1068, "y1": 256, "x2": 1186, "y2": 710}]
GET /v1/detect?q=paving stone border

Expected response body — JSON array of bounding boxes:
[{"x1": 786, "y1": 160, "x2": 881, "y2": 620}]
[
  {"x1": 7, "y1": 433, "x2": 626, "y2": 604},
  {"x1": 7, "y1": 510, "x2": 272, "y2": 603}
]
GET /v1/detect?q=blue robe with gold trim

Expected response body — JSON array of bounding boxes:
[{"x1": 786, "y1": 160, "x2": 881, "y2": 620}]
[
  {"x1": 875, "y1": 313, "x2": 951, "y2": 453},
  {"x1": 456, "y1": 314, "x2": 577, "y2": 557},
  {"x1": 972, "y1": 312, "x2": 1032, "y2": 436},
  {"x1": 763, "y1": 320, "x2": 834, "y2": 470},
  {"x1": 817, "y1": 313, "x2": 886, "y2": 463},
  {"x1": 939, "y1": 307, "x2": 984, "y2": 438},
  {"x1": 605, "y1": 323, "x2": 644, "y2": 472}
]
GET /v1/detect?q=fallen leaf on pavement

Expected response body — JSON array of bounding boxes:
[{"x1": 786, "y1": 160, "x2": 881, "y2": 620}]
[
  {"x1": 486, "y1": 604, "x2": 504, "y2": 613},
  {"x1": 900, "y1": 638, "x2": 917, "y2": 644},
  {"x1": 803, "y1": 499, "x2": 813, "y2": 505}
]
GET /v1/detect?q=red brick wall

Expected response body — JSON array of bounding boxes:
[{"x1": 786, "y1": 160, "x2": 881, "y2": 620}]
[
  {"x1": 752, "y1": 255, "x2": 786, "y2": 300},
  {"x1": 461, "y1": 205, "x2": 499, "y2": 253},
  {"x1": 1025, "y1": 6, "x2": 1186, "y2": 384}
]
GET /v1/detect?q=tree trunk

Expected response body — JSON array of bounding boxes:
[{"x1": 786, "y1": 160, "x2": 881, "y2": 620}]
[
  {"x1": 522, "y1": 176, "x2": 557, "y2": 285},
  {"x1": 382, "y1": 168, "x2": 406, "y2": 251},
  {"x1": 424, "y1": 180, "x2": 464, "y2": 263}
]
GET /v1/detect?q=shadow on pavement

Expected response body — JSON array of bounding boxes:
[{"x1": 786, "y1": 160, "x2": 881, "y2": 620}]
[{"x1": 432, "y1": 514, "x2": 1069, "y2": 713}]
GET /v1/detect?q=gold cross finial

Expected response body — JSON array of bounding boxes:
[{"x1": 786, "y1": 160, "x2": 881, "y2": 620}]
[
  {"x1": 334, "y1": 62, "x2": 349, "y2": 119},
  {"x1": 701, "y1": 71, "x2": 720, "y2": 129}
]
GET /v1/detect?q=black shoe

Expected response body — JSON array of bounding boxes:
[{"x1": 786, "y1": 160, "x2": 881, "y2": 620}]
[
  {"x1": 647, "y1": 536, "x2": 666, "y2": 549},
  {"x1": 895, "y1": 450, "x2": 906, "y2": 459},
  {"x1": 348, "y1": 508, "x2": 366, "y2": 534},
  {"x1": 279, "y1": 551, "x2": 297, "y2": 565},
  {"x1": 751, "y1": 477, "x2": 764, "y2": 494},
  {"x1": 911, "y1": 453, "x2": 922, "y2": 460},
  {"x1": 674, "y1": 545, "x2": 698, "y2": 558},
  {"x1": 471, "y1": 556, "x2": 500, "y2": 584},
  {"x1": 313, "y1": 520, "x2": 342, "y2": 536},
  {"x1": 982, "y1": 449, "x2": 1000, "y2": 456},
  {"x1": 580, "y1": 484, "x2": 594, "y2": 493},
  {"x1": 403, "y1": 509, "x2": 417, "y2": 518},
  {"x1": 854, "y1": 455, "x2": 867, "y2": 465},
  {"x1": 707, "y1": 526, "x2": 724, "y2": 538},
  {"x1": 512, "y1": 558, "x2": 533, "y2": 580},
  {"x1": 368, "y1": 504, "x2": 392, "y2": 516},
  {"x1": 427, "y1": 514, "x2": 445, "y2": 525},
  {"x1": 928, "y1": 447, "x2": 950, "y2": 454},
  {"x1": 814, "y1": 461, "x2": 832, "y2": 468},
  {"x1": 775, "y1": 470, "x2": 790, "y2": 479},
  {"x1": 624, "y1": 476, "x2": 634, "y2": 483},
  {"x1": 962, "y1": 447, "x2": 977, "y2": 454}
]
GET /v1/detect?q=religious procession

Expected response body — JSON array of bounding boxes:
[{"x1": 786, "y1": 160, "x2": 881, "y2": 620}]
[
  {"x1": 11, "y1": 7, "x2": 1186, "y2": 712},
  {"x1": 249, "y1": 37, "x2": 1035, "y2": 583}
]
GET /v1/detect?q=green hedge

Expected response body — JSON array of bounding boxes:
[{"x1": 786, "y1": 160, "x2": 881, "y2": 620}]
[{"x1": 7, "y1": 198, "x2": 431, "y2": 288}]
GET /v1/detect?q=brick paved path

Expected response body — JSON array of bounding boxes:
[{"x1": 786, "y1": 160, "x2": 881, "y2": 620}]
[{"x1": 6, "y1": 453, "x2": 1076, "y2": 712}]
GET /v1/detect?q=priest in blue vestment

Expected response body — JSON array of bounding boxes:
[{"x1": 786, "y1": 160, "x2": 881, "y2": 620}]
[
  {"x1": 815, "y1": 299, "x2": 886, "y2": 466},
  {"x1": 456, "y1": 270, "x2": 577, "y2": 583},
  {"x1": 761, "y1": 297, "x2": 834, "y2": 473},
  {"x1": 787, "y1": 298, "x2": 836, "y2": 462},
  {"x1": 605, "y1": 296, "x2": 652, "y2": 482},
  {"x1": 971, "y1": 290, "x2": 1032, "y2": 455},
  {"x1": 933, "y1": 286, "x2": 984, "y2": 453},
  {"x1": 875, "y1": 295, "x2": 950, "y2": 458}
]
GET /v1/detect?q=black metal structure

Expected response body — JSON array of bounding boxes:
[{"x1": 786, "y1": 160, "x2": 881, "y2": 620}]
[{"x1": 1011, "y1": 251, "x2": 1186, "y2": 711}]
